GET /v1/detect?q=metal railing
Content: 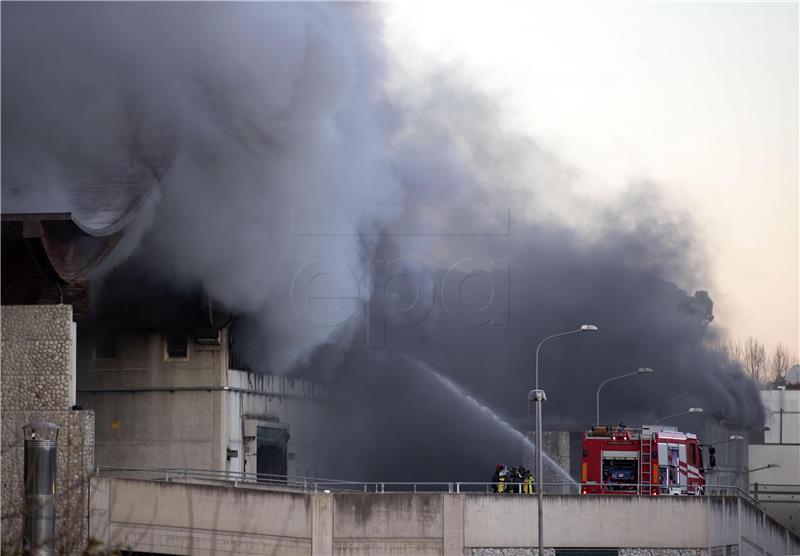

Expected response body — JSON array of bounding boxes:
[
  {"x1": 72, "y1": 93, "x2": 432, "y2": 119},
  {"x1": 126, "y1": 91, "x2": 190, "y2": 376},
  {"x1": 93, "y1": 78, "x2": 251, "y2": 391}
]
[
  {"x1": 751, "y1": 482, "x2": 800, "y2": 503},
  {"x1": 95, "y1": 467, "x2": 356, "y2": 491},
  {"x1": 94, "y1": 467, "x2": 758, "y2": 502}
]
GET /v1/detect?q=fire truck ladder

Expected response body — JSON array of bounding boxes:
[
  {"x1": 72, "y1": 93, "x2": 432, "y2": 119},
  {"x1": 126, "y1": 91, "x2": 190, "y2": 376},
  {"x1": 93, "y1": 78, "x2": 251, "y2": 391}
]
[{"x1": 639, "y1": 435, "x2": 652, "y2": 495}]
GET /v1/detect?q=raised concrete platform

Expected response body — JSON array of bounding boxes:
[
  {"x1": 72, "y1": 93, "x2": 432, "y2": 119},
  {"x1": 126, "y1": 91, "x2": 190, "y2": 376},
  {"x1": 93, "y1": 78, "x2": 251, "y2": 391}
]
[{"x1": 89, "y1": 477, "x2": 800, "y2": 556}]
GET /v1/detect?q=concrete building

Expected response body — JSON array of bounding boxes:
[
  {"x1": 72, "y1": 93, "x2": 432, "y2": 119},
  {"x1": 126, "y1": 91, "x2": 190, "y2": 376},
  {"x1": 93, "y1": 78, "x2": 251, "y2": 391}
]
[
  {"x1": 72, "y1": 260, "x2": 325, "y2": 478},
  {"x1": 747, "y1": 377, "x2": 800, "y2": 535},
  {"x1": 77, "y1": 322, "x2": 325, "y2": 478},
  {"x1": 0, "y1": 170, "x2": 324, "y2": 553}
]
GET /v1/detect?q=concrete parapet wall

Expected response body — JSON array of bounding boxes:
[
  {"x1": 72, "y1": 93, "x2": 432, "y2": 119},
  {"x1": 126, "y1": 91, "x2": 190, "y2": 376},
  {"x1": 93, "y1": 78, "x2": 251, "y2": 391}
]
[
  {"x1": 543, "y1": 496, "x2": 708, "y2": 548},
  {"x1": 464, "y1": 495, "x2": 536, "y2": 548},
  {"x1": 737, "y1": 496, "x2": 792, "y2": 556},
  {"x1": 90, "y1": 477, "x2": 800, "y2": 556},
  {"x1": 334, "y1": 493, "x2": 443, "y2": 539},
  {"x1": 91, "y1": 477, "x2": 311, "y2": 555}
]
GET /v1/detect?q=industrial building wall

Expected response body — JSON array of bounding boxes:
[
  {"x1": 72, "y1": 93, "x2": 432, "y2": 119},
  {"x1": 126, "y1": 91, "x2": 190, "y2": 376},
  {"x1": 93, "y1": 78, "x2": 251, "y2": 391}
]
[
  {"x1": 77, "y1": 329, "x2": 228, "y2": 388},
  {"x1": 0, "y1": 304, "x2": 95, "y2": 555},
  {"x1": 762, "y1": 390, "x2": 800, "y2": 445},
  {"x1": 79, "y1": 389, "x2": 220, "y2": 470},
  {"x1": 76, "y1": 330, "x2": 323, "y2": 477},
  {"x1": 225, "y1": 369, "x2": 324, "y2": 478},
  {"x1": 77, "y1": 329, "x2": 228, "y2": 471},
  {"x1": 748, "y1": 388, "x2": 800, "y2": 535},
  {"x1": 748, "y1": 445, "x2": 800, "y2": 535}
]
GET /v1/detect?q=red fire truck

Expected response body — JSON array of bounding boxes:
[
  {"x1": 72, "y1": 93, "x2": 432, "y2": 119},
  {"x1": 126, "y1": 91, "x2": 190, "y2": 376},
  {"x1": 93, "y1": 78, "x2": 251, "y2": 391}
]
[{"x1": 581, "y1": 425, "x2": 707, "y2": 495}]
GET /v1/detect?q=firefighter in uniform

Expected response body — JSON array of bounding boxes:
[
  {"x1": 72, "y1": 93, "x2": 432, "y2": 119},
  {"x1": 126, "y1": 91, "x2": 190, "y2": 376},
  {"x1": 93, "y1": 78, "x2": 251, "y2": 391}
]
[
  {"x1": 491, "y1": 464, "x2": 503, "y2": 493},
  {"x1": 505, "y1": 467, "x2": 515, "y2": 493},
  {"x1": 497, "y1": 464, "x2": 507, "y2": 493},
  {"x1": 522, "y1": 467, "x2": 534, "y2": 494},
  {"x1": 514, "y1": 467, "x2": 525, "y2": 493}
]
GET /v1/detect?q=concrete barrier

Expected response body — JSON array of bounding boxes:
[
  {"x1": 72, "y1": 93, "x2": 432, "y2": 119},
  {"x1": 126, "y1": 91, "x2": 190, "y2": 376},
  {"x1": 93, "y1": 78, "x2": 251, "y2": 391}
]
[{"x1": 89, "y1": 477, "x2": 800, "y2": 555}]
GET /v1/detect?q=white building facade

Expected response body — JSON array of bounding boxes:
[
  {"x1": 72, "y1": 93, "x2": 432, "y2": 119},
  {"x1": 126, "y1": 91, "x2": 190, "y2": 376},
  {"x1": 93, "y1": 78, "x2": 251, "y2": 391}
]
[{"x1": 748, "y1": 380, "x2": 800, "y2": 535}]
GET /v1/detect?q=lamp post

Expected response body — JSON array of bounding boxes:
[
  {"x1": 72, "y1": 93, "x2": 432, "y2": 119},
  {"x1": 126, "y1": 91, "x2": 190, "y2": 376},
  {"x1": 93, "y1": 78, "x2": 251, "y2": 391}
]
[
  {"x1": 595, "y1": 368, "x2": 654, "y2": 425},
  {"x1": 704, "y1": 435, "x2": 744, "y2": 447},
  {"x1": 654, "y1": 407, "x2": 704, "y2": 423},
  {"x1": 748, "y1": 464, "x2": 780, "y2": 501},
  {"x1": 534, "y1": 325, "x2": 598, "y2": 390},
  {"x1": 748, "y1": 463, "x2": 780, "y2": 474},
  {"x1": 530, "y1": 323, "x2": 597, "y2": 556}
]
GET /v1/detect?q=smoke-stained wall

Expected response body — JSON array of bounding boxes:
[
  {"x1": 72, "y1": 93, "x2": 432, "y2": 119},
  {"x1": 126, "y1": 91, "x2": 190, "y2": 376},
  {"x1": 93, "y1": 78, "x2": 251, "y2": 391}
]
[{"x1": 2, "y1": 3, "x2": 763, "y2": 482}]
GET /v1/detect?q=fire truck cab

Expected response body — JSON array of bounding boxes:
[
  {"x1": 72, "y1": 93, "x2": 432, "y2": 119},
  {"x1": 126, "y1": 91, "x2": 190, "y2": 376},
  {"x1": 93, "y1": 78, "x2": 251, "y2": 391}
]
[{"x1": 581, "y1": 424, "x2": 706, "y2": 495}]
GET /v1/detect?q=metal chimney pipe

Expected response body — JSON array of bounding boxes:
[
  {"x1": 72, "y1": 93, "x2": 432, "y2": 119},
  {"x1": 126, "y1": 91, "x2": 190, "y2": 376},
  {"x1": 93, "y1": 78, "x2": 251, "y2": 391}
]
[{"x1": 23, "y1": 421, "x2": 59, "y2": 556}]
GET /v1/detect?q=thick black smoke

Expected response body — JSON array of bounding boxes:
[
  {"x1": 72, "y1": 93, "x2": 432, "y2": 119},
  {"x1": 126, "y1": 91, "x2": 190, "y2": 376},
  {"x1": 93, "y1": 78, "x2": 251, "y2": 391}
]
[
  {"x1": 3, "y1": 2, "x2": 400, "y2": 370},
  {"x1": 2, "y1": 3, "x2": 762, "y2": 481},
  {"x1": 297, "y1": 74, "x2": 761, "y2": 479}
]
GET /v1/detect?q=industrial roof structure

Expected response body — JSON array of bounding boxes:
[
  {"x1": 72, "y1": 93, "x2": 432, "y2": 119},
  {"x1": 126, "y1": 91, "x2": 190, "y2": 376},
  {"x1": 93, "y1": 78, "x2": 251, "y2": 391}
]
[{"x1": 1, "y1": 161, "x2": 165, "y2": 319}]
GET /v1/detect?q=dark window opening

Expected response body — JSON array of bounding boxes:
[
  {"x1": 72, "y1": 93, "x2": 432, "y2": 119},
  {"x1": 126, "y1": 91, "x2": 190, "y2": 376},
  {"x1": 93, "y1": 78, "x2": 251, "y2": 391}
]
[
  {"x1": 228, "y1": 325, "x2": 254, "y2": 372},
  {"x1": 257, "y1": 426, "x2": 289, "y2": 481},
  {"x1": 94, "y1": 336, "x2": 116, "y2": 360},
  {"x1": 165, "y1": 333, "x2": 188, "y2": 359}
]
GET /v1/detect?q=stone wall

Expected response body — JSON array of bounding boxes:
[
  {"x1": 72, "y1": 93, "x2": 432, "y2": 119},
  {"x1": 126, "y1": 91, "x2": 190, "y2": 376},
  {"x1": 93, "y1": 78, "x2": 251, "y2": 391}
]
[{"x1": 1, "y1": 305, "x2": 95, "y2": 555}]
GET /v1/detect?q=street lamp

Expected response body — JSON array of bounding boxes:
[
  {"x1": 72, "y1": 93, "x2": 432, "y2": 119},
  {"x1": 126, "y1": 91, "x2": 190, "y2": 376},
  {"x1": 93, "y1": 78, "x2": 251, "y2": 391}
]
[
  {"x1": 534, "y1": 324, "x2": 598, "y2": 390},
  {"x1": 704, "y1": 435, "x2": 744, "y2": 447},
  {"x1": 748, "y1": 463, "x2": 780, "y2": 474},
  {"x1": 530, "y1": 323, "x2": 598, "y2": 556},
  {"x1": 654, "y1": 407, "x2": 704, "y2": 424},
  {"x1": 595, "y1": 368, "x2": 654, "y2": 425}
]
